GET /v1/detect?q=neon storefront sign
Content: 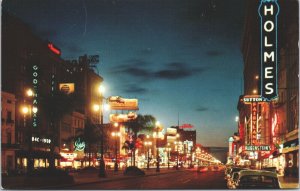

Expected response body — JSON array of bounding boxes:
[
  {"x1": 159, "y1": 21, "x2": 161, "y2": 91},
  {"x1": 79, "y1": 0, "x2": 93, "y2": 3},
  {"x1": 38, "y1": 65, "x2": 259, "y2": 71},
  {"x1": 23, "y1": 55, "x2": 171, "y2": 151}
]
[{"x1": 74, "y1": 138, "x2": 85, "y2": 151}]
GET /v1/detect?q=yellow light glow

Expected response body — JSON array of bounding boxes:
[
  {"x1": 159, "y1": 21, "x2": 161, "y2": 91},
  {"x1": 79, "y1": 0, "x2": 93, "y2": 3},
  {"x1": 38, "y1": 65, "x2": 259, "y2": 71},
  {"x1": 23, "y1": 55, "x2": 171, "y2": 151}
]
[
  {"x1": 253, "y1": 89, "x2": 257, "y2": 94},
  {"x1": 22, "y1": 106, "x2": 29, "y2": 114},
  {"x1": 93, "y1": 104, "x2": 100, "y2": 112},
  {"x1": 98, "y1": 85, "x2": 105, "y2": 94},
  {"x1": 26, "y1": 89, "x2": 34, "y2": 97},
  {"x1": 114, "y1": 122, "x2": 119, "y2": 127},
  {"x1": 155, "y1": 121, "x2": 160, "y2": 126}
]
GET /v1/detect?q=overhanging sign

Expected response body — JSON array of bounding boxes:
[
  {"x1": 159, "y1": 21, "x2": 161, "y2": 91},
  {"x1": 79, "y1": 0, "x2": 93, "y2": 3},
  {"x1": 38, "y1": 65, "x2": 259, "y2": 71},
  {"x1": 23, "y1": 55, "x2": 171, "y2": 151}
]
[
  {"x1": 245, "y1": 145, "x2": 271, "y2": 151},
  {"x1": 258, "y1": 0, "x2": 280, "y2": 101},
  {"x1": 251, "y1": 102, "x2": 258, "y2": 144}
]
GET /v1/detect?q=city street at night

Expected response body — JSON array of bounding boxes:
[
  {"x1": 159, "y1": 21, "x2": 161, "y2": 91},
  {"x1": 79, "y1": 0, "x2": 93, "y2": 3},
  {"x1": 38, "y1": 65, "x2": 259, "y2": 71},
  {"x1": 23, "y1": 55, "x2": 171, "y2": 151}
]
[{"x1": 1, "y1": 0, "x2": 299, "y2": 190}]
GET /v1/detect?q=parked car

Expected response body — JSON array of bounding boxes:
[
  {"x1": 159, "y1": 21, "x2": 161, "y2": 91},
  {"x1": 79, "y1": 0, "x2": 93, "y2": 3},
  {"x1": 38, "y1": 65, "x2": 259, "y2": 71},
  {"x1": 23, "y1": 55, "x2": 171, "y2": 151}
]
[
  {"x1": 227, "y1": 172, "x2": 239, "y2": 189},
  {"x1": 226, "y1": 167, "x2": 248, "y2": 189},
  {"x1": 226, "y1": 167, "x2": 246, "y2": 180},
  {"x1": 232, "y1": 170, "x2": 280, "y2": 189}
]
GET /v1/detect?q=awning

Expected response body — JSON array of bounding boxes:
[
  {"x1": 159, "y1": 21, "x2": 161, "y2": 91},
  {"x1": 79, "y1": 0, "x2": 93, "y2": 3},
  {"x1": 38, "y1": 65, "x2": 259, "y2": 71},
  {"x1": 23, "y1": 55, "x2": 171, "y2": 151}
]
[{"x1": 283, "y1": 139, "x2": 299, "y2": 148}]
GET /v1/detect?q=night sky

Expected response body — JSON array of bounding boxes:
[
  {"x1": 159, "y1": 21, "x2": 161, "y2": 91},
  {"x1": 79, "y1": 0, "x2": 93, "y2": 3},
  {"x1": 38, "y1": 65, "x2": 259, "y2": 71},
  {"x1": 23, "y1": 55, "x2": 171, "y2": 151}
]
[{"x1": 2, "y1": 0, "x2": 246, "y2": 147}]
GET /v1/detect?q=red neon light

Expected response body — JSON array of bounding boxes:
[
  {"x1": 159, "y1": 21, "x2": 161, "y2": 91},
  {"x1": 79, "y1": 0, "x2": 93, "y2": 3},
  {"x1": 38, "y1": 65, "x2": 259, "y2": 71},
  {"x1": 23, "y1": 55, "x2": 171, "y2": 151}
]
[
  {"x1": 180, "y1": 124, "x2": 194, "y2": 128},
  {"x1": 48, "y1": 43, "x2": 61, "y2": 55}
]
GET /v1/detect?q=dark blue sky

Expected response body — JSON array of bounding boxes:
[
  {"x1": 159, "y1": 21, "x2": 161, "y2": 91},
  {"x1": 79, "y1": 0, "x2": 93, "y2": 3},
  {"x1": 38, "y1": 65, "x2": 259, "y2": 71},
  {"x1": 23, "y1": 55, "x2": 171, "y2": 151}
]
[{"x1": 3, "y1": 0, "x2": 246, "y2": 147}]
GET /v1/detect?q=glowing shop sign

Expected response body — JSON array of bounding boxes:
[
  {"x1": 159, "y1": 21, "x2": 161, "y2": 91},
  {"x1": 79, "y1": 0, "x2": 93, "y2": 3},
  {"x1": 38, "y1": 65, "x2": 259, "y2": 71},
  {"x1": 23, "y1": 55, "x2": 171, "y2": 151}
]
[
  {"x1": 245, "y1": 145, "x2": 271, "y2": 151},
  {"x1": 48, "y1": 43, "x2": 61, "y2": 55},
  {"x1": 74, "y1": 138, "x2": 85, "y2": 151},
  {"x1": 32, "y1": 65, "x2": 38, "y2": 128},
  {"x1": 258, "y1": 0, "x2": 280, "y2": 101},
  {"x1": 32, "y1": 136, "x2": 51, "y2": 144},
  {"x1": 251, "y1": 102, "x2": 258, "y2": 144}
]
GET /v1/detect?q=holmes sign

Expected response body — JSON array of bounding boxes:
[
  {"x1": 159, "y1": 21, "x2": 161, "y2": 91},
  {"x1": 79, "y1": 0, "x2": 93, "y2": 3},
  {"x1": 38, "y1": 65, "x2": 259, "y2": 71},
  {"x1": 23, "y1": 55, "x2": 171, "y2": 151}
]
[{"x1": 258, "y1": 0, "x2": 280, "y2": 101}]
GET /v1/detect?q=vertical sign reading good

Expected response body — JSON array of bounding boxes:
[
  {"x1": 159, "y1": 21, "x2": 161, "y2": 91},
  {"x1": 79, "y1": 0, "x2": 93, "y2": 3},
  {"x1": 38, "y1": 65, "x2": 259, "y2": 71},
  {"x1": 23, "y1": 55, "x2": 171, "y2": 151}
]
[
  {"x1": 258, "y1": 0, "x2": 280, "y2": 101},
  {"x1": 32, "y1": 65, "x2": 39, "y2": 128},
  {"x1": 251, "y1": 102, "x2": 258, "y2": 144}
]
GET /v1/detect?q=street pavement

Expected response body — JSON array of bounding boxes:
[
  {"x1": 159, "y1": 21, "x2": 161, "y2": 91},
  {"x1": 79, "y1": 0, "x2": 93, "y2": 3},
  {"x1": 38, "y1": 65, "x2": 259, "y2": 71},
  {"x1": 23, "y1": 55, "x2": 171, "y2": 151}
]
[
  {"x1": 58, "y1": 168, "x2": 227, "y2": 190},
  {"x1": 3, "y1": 167, "x2": 298, "y2": 189}
]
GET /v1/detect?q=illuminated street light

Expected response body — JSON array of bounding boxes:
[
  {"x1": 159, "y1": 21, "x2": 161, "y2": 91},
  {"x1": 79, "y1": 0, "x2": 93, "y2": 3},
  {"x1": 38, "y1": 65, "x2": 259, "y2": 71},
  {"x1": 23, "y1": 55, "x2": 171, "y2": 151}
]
[
  {"x1": 98, "y1": 84, "x2": 105, "y2": 94},
  {"x1": 155, "y1": 121, "x2": 161, "y2": 172},
  {"x1": 144, "y1": 140, "x2": 152, "y2": 170},
  {"x1": 96, "y1": 84, "x2": 108, "y2": 177},
  {"x1": 111, "y1": 123, "x2": 120, "y2": 172},
  {"x1": 22, "y1": 106, "x2": 29, "y2": 114},
  {"x1": 26, "y1": 89, "x2": 34, "y2": 97}
]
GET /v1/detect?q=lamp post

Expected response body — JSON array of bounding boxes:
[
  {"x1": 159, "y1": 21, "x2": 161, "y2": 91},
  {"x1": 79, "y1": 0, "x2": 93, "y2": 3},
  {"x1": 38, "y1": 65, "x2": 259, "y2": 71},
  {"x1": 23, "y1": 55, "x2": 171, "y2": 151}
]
[
  {"x1": 22, "y1": 88, "x2": 35, "y2": 174},
  {"x1": 96, "y1": 84, "x2": 108, "y2": 177},
  {"x1": 175, "y1": 133, "x2": 180, "y2": 170},
  {"x1": 144, "y1": 140, "x2": 152, "y2": 170},
  {"x1": 166, "y1": 143, "x2": 171, "y2": 169},
  {"x1": 112, "y1": 122, "x2": 120, "y2": 172},
  {"x1": 155, "y1": 121, "x2": 161, "y2": 172}
]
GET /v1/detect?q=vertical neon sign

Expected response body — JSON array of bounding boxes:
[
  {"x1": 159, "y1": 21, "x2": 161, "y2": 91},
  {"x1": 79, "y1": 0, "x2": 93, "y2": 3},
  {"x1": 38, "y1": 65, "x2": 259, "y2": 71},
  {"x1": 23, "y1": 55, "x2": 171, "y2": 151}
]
[
  {"x1": 258, "y1": 0, "x2": 280, "y2": 101},
  {"x1": 32, "y1": 65, "x2": 38, "y2": 128},
  {"x1": 251, "y1": 102, "x2": 258, "y2": 144}
]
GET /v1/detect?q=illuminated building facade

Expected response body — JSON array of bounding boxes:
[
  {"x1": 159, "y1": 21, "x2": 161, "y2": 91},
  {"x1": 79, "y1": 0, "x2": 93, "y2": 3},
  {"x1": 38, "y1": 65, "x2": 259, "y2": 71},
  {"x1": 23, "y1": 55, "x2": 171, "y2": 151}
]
[
  {"x1": 2, "y1": 12, "x2": 105, "y2": 170},
  {"x1": 237, "y1": 0, "x2": 298, "y2": 177}
]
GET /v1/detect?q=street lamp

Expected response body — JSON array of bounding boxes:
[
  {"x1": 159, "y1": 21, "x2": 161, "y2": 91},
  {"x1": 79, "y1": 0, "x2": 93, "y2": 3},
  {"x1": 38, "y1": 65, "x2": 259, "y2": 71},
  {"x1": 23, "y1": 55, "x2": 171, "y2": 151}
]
[
  {"x1": 144, "y1": 140, "x2": 152, "y2": 170},
  {"x1": 166, "y1": 143, "x2": 171, "y2": 169},
  {"x1": 111, "y1": 124, "x2": 120, "y2": 172},
  {"x1": 96, "y1": 84, "x2": 109, "y2": 177},
  {"x1": 155, "y1": 121, "x2": 161, "y2": 172},
  {"x1": 22, "y1": 88, "x2": 35, "y2": 174},
  {"x1": 175, "y1": 133, "x2": 180, "y2": 170}
]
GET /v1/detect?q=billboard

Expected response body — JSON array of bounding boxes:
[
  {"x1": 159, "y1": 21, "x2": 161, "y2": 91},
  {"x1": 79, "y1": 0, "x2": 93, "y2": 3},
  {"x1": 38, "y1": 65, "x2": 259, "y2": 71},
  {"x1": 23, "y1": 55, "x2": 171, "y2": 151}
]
[
  {"x1": 108, "y1": 96, "x2": 138, "y2": 110},
  {"x1": 59, "y1": 83, "x2": 75, "y2": 94},
  {"x1": 166, "y1": 128, "x2": 177, "y2": 136},
  {"x1": 109, "y1": 112, "x2": 137, "y2": 123}
]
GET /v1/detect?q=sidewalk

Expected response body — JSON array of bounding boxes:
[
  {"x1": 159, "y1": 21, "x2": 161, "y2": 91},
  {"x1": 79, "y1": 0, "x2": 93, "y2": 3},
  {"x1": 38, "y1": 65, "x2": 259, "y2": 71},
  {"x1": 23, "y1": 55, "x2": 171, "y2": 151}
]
[{"x1": 278, "y1": 176, "x2": 299, "y2": 189}]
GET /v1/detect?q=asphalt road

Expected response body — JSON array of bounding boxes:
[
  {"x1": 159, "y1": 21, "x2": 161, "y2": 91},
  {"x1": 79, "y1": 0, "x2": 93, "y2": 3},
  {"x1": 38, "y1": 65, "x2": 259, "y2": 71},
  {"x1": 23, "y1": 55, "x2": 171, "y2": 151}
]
[{"x1": 65, "y1": 170, "x2": 227, "y2": 189}]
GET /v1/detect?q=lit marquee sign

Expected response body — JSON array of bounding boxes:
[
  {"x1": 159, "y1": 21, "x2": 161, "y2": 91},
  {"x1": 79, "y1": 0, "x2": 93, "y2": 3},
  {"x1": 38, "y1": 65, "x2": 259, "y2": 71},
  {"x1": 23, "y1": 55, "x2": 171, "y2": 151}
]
[
  {"x1": 258, "y1": 0, "x2": 280, "y2": 101},
  {"x1": 245, "y1": 145, "x2": 271, "y2": 151}
]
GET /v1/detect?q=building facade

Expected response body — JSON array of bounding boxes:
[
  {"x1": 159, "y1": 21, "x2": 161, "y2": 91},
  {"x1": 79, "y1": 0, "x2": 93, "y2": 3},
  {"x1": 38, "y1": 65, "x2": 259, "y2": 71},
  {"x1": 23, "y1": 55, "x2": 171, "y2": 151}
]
[{"x1": 236, "y1": 0, "x2": 299, "y2": 178}]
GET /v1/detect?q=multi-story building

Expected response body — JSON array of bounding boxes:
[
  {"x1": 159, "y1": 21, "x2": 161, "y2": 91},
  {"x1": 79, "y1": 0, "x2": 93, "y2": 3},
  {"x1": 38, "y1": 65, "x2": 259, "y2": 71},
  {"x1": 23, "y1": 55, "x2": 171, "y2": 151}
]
[
  {"x1": 1, "y1": 92, "x2": 17, "y2": 173},
  {"x1": 238, "y1": 0, "x2": 298, "y2": 177},
  {"x1": 2, "y1": 12, "x2": 105, "y2": 170}
]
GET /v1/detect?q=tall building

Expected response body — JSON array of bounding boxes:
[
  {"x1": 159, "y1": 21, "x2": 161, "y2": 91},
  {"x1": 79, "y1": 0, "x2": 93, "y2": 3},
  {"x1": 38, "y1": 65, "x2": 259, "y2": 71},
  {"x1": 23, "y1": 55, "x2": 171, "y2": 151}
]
[
  {"x1": 2, "y1": 12, "x2": 105, "y2": 170},
  {"x1": 238, "y1": 0, "x2": 299, "y2": 177},
  {"x1": 1, "y1": 92, "x2": 17, "y2": 173}
]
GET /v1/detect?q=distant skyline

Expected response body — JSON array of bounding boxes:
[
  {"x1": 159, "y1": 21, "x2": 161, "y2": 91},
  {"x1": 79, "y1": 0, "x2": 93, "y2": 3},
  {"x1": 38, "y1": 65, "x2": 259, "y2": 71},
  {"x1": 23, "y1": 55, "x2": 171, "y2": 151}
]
[{"x1": 2, "y1": 0, "x2": 246, "y2": 147}]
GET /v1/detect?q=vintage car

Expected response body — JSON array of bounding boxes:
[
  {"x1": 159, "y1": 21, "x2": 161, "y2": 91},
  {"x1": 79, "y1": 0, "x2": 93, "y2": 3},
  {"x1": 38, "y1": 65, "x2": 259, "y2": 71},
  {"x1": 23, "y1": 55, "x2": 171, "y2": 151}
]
[{"x1": 231, "y1": 170, "x2": 280, "y2": 189}]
